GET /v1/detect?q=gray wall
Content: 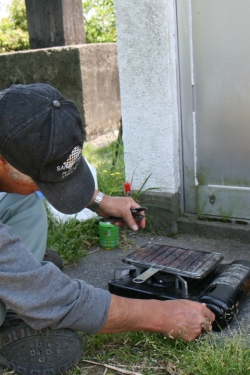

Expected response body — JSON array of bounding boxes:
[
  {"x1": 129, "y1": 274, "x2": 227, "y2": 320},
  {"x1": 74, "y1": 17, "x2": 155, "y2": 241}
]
[
  {"x1": 0, "y1": 43, "x2": 121, "y2": 140},
  {"x1": 115, "y1": 0, "x2": 180, "y2": 195},
  {"x1": 115, "y1": 0, "x2": 180, "y2": 234}
]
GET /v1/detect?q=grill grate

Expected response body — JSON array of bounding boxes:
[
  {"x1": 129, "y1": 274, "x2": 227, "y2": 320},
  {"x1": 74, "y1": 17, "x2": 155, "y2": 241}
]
[{"x1": 123, "y1": 242, "x2": 223, "y2": 279}]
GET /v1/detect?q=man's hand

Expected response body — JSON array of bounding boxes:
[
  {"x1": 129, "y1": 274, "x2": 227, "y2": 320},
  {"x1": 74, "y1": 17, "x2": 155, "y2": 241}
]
[
  {"x1": 93, "y1": 194, "x2": 146, "y2": 231},
  {"x1": 99, "y1": 295, "x2": 215, "y2": 342},
  {"x1": 157, "y1": 299, "x2": 214, "y2": 340}
]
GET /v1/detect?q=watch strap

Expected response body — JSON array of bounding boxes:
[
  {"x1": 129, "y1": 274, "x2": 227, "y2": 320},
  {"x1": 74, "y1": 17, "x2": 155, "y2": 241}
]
[{"x1": 89, "y1": 191, "x2": 105, "y2": 212}]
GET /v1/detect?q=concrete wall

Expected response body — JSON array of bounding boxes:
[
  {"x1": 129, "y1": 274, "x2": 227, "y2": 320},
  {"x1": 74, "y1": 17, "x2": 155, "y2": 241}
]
[
  {"x1": 115, "y1": 0, "x2": 180, "y2": 194},
  {"x1": 25, "y1": 0, "x2": 86, "y2": 48},
  {"x1": 0, "y1": 43, "x2": 121, "y2": 140},
  {"x1": 115, "y1": 0, "x2": 180, "y2": 232}
]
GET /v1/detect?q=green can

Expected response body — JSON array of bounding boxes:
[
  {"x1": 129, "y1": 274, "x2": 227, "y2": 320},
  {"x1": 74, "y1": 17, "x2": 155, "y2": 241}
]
[{"x1": 99, "y1": 221, "x2": 119, "y2": 250}]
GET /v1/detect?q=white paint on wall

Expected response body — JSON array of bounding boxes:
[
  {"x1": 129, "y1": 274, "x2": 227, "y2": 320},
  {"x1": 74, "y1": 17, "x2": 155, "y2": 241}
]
[{"x1": 115, "y1": 0, "x2": 180, "y2": 195}]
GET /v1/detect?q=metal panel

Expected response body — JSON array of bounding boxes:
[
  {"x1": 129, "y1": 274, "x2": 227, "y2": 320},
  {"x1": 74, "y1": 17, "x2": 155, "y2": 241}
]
[
  {"x1": 177, "y1": 0, "x2": 250, "y2": 219},
  {"x1": 123, "y1": 243, "x2": 223, "y2": 279}
]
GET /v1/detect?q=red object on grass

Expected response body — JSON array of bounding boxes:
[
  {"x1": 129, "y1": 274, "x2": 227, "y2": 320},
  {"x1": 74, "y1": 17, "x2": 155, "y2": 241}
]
[{"x1": 124, "y1": 182, "x2": 131, "y2": 192}]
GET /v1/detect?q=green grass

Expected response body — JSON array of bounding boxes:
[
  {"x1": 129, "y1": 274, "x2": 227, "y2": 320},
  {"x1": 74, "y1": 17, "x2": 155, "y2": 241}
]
[
  {"x1": 44, "y1": 137, "x2": 250, "y2": 375},
  {"x1": 64, "y1": 327, "x2": 250, "y2": 375},
  {"x1": 46, "y1": 205, "x2": 99, "y2": 267},
  {"x1": 83, "y1": 140, "x2": 125, "y2": 196}
]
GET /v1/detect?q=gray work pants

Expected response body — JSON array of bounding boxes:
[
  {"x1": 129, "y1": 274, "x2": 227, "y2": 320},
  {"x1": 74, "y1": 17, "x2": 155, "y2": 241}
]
[{"x1": 0, "y1": 192, "x2": 47, "y2": 324}]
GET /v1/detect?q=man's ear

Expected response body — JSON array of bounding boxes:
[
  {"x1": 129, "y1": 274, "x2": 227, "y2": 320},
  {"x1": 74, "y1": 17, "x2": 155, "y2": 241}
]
[{"x1": 0, "y1": 155, "x2": 7, "y2": 165}]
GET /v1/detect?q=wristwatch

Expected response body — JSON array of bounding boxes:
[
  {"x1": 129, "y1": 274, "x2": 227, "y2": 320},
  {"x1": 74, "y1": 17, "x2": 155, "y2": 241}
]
[{"x1": 89, "y1": 191, "x2": 105, "y2": 212}]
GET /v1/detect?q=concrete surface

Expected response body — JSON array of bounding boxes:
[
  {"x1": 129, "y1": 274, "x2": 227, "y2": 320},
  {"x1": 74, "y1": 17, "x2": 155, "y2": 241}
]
[
  {"x1": 64, "y1": 230, "x2": 250, "y2": 337},
  {"x1": 115, "y1": 0, "x2": 180, "y2": 197},
  {"x1": 25, "y1": 0, "x2": 86, "y2": 48},
  {"x1": 177, "y1": 215, "x2": 250, "y2": 243},
  {"x1": 0, "y1": 43, "x2": 121, "y2": 140}
]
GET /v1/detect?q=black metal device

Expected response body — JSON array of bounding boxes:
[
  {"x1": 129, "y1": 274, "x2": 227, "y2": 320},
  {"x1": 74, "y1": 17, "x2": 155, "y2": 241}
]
[{"x1": 108, "y1": 242, "x2": 250, "y2": 330}]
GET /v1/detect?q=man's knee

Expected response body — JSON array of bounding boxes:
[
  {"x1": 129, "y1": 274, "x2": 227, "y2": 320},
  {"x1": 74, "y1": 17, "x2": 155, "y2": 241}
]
[
  {"x1": 0, "y1": 193, "x2": 48, "y2": 258},
  {"x1": 0, "y1": 192, "x2": 47, "y2": 226}
]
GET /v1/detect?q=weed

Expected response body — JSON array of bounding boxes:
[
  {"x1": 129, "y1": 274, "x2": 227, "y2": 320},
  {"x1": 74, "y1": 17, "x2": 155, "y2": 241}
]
[
  {"x1": 169, "y1": 230, "x2": 178, "y2": 239},
  {"x1": 196, "y1": 198, "x2": 207, "y2": 219},
  {"x1": 131, "y1": 173, "x2": 161, "y2": 202},
  {"x1": 46, "y1": 205, "x2": 99, "y2": 266},
  {"x1": 219, "y1": 207, "x2": 233, "y2": 222}
]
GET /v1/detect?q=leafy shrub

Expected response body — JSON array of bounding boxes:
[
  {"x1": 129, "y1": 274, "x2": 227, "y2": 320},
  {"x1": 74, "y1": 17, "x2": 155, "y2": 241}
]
[
  {"x1": 0, "y1": 0, "x2": 29, "y2": 53},
  {"x1": 83, "y1": 0, "x2": 116, "y2": 43}
]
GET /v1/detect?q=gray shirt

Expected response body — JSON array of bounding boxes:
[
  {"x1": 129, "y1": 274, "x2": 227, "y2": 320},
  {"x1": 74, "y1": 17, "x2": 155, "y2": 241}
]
[{"x1": 0, "y1": 222, "x2": 111, "y2": 333}]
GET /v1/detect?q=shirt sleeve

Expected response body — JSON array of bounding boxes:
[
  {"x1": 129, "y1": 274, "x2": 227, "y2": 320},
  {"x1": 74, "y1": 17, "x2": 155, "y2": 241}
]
[{"x1": 0, "y1": 222, "x2": 111, "y2": 334}]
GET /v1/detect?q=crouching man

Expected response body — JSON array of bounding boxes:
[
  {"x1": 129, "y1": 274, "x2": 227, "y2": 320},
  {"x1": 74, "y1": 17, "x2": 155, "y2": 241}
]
[{"x1": 0, "y1": 84, "x2": 215, "y2": 375}]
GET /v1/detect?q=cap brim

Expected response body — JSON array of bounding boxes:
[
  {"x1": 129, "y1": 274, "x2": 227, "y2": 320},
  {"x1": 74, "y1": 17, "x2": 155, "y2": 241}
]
[{"x1": 34, "y1": 156, "x2": 95, "y2": 214}]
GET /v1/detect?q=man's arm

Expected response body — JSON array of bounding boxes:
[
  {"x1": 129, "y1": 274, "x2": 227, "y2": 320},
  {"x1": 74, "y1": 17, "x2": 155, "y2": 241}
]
[
  {"x1": 98, "y1": 294, "x2": 215, "y2": 341},
  {"x1": 0, "y1": 222, "x2": 214, "y2": 340}
]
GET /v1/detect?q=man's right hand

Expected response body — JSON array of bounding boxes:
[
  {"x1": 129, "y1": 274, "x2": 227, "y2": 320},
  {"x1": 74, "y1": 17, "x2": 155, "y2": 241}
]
[
  {"x1": 98, "y1": 295, "x2": 215, "y2": 341},
  {"x1": 155, "y1": 299, "x2": 214, "y2": 340}
]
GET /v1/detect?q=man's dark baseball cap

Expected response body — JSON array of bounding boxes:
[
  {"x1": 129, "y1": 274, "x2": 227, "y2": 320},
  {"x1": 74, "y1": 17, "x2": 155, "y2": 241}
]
[{"x1": 0, "y1": 83, "x2": 95, "y2": 214}]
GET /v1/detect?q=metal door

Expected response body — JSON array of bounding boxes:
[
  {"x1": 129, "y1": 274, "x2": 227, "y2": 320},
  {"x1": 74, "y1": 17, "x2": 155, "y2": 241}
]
[{"x1": 177, "y1": 0, "x2": 250, "y2": 220}]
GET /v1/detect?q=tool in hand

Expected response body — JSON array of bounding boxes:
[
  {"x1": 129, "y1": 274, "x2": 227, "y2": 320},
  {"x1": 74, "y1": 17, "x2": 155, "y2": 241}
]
[{"x1": 100, "y1": 206, "x2": 147, "y2": 222}]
